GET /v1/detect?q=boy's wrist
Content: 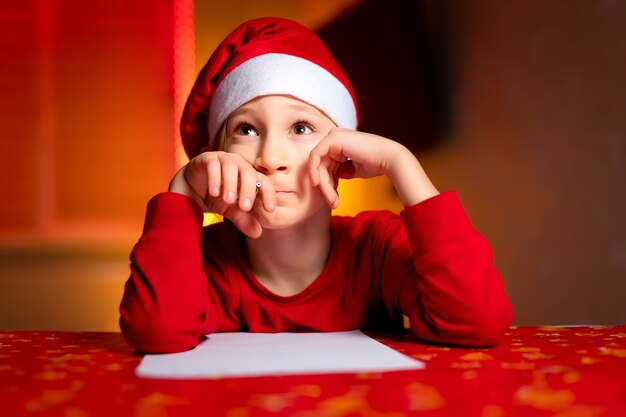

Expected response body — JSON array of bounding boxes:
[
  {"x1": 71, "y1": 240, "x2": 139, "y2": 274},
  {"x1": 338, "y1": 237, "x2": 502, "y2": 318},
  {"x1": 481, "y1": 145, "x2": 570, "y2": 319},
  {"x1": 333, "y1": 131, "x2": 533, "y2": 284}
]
[
  {"x1": 168, "y1": 167, "x2": 207, "y2": 211},
  {"x1": 386, "y1": 146, "x2": 439, "y2": 207}
]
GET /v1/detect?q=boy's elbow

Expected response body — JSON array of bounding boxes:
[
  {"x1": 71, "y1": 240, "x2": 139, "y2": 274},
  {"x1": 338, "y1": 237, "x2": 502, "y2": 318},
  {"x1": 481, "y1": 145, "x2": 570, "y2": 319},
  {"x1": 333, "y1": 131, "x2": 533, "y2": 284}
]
[
  {"x1": 120, "y1": 314, "x2": 202, "y2": 354},
  {"x1": 416, "y1": 303, "x2": 513, "y2": 348},
  {"x1": 451, "y1": 305, "x2": 514, "y2": 347},
  {"x1": 459, "y1": 318, "x2": 510, "y2": 347}
]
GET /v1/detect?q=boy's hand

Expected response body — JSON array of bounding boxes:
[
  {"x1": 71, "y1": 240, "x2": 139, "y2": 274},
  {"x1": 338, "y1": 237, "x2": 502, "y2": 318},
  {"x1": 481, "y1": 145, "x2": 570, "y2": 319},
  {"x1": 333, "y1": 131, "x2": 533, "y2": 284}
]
[
  {"x1": 169, "y1": 151, "x2": 276, "y2": 238},
  {"x1": 308, "y1": 128, "x2": 439, "y2": 209}
]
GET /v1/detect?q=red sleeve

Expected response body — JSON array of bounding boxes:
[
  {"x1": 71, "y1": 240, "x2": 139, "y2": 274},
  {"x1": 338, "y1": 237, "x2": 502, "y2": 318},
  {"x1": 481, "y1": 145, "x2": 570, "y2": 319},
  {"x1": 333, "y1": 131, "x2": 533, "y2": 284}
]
[
  {"x1": 119, "y1": 192, "x2": 222, "y2": 353},
  {"x1": 395, "y1": 191, "x2": 513, "y2": 347}
]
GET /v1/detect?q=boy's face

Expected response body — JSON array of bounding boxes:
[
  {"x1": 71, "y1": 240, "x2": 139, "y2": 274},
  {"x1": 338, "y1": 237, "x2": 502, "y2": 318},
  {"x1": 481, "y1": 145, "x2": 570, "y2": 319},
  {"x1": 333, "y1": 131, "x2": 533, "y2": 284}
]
[{"x1": 223, "y1": 95, "x2": 336, "y2": 229}]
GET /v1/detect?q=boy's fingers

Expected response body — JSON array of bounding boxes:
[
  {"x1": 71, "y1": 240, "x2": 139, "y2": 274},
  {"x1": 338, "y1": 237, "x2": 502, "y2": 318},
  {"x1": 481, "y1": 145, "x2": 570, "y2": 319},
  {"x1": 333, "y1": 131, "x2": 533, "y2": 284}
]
[
  {"x1": 238, "y1": 168, "x2": 258, "y2": 211},
  {"x1": 220, "y1": 158, "x2": 239, "y2": 204},
  {"x1": 226, "y1": 208, "x2": 262, "y2": 238},
  {"x1": 308, "y1": 150, "x2": 322, "y2": 186},
  {"x1": 207, "y1": 158, "x2": 222, "y2": 197},
  {"x1": 257, "y1": 176, "x2": 276, "y2": 212},
  {"x1": 309, "y1": 135, "x2": 336, "y2": 186},
  {"x1": 317, "y1": 162, "x2": 339, "y2": 209},
  {"x1": 207, "y1": 197, "x2": 229, "y2": 216}
]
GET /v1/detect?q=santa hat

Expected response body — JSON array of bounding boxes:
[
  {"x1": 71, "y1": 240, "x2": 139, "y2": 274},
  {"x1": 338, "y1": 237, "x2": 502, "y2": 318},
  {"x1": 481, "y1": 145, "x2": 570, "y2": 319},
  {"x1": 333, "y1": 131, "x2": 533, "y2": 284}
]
[{"x1": 180, "y1": 17, "x2": 359, "y2": 158}]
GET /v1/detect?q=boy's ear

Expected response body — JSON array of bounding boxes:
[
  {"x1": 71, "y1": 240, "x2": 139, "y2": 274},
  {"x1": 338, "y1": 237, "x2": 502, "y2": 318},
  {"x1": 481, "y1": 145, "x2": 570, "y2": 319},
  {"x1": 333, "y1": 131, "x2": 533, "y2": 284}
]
[{"x1": 337, "y1": 161, "x2": 356, "y2": 181}]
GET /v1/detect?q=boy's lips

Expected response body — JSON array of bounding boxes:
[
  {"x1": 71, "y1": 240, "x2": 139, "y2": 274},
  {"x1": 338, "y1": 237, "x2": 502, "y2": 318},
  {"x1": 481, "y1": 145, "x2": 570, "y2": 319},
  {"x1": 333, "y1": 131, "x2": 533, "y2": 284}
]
[
  {"x1": 271, "y1": 183, "x2": 294, "y2": 193},
  {"x1": 273, "y1": 190, "x2": 295, "y2": 204}
]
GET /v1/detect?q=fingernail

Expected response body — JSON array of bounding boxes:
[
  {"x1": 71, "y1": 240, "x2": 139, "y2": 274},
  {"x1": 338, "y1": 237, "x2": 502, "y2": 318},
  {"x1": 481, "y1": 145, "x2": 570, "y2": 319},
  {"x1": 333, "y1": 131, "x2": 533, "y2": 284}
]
[
  {"x1": 226, "y1": 191, "x2": 235, "y2": 202},
  {"x1": 211, "y1": 186, "x2": 220, "y2": 196},
  {"x1": 241, "y1": 198, "x2": 251, "y2": 210}
]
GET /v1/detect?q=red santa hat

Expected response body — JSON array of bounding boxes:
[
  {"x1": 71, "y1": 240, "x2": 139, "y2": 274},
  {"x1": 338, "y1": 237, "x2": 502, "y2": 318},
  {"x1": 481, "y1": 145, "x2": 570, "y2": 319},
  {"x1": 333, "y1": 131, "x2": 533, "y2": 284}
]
[{"x1": 180, "y1": 17, "x2": 359, "y2": 159}]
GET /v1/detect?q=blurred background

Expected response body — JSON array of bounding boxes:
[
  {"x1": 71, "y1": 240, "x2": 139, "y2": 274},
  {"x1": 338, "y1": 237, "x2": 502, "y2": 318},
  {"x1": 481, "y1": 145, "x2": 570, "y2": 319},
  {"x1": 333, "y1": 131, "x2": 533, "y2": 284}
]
[{"x1": 1, "y1": 0, "x2": 624, "y2": 332}]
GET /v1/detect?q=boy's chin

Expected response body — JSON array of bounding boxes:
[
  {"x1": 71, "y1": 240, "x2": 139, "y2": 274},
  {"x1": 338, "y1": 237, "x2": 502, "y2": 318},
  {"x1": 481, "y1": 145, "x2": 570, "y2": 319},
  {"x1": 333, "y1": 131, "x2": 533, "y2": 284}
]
[
  {"x1": 252, "y1": 204, "x2": 331, "y2": 230},
  {"x1": 253, "y1": 207, "x2": 300, "y2": 230}
]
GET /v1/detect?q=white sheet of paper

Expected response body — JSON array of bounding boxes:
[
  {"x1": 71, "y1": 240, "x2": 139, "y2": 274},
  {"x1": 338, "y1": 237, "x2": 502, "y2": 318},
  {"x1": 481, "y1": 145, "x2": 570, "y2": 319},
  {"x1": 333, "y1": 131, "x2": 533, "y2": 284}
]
[{"x1": 136, "y1": 330, "x2": 424, "y2": 379}]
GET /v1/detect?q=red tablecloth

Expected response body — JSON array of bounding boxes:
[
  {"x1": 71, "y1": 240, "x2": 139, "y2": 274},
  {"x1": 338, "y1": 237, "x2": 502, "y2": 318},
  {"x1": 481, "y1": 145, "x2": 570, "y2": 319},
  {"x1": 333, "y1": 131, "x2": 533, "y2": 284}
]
[{"x1": 1, "y1": 326, "x2": 625, "y2": 416}]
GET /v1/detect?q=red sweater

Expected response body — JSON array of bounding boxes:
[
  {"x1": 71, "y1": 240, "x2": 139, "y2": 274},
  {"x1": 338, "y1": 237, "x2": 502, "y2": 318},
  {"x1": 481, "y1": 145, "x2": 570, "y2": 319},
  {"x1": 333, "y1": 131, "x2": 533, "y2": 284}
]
[{"x1": 120, "y1": 191, "x2": 513, "y2": 353}]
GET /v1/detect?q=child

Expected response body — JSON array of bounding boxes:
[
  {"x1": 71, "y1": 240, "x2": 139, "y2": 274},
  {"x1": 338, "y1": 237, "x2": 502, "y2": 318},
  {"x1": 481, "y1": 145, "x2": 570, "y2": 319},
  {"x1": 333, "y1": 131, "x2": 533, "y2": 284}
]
[{"x1": 120, "y1": 17, "x2": 513, "y2": 353}]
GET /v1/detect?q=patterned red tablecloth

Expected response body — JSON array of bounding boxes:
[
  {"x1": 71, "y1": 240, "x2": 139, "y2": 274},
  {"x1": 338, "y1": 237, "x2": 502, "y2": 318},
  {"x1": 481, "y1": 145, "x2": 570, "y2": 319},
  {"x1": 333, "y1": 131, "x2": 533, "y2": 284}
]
[{"x1": 1, "y1": 326, "x2": 625, "y2": 417}]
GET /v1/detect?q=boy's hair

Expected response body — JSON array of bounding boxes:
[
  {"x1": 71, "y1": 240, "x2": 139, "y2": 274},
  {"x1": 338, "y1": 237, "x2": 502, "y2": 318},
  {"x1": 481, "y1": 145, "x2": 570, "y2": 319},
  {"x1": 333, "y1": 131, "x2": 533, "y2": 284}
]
[
  {"x1": 180, "y1": 17, "x2": 359, "y2": 159},
  {"x1": 216, "y1": 121, "x2": 227, "y2": 152}
]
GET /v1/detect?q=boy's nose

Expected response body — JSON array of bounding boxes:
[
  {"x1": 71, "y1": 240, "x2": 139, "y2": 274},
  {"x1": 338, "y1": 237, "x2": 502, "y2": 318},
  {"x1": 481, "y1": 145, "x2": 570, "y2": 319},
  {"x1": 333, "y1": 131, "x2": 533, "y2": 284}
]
[{"x1": 254, "y1": 135, "x2": 290, "y2": 175}]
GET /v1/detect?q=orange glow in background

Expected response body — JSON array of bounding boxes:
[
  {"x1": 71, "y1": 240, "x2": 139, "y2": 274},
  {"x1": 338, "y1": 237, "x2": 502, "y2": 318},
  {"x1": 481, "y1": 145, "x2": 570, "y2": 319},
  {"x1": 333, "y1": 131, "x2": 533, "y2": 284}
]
[{"x1": 172, "y1": 0, "x2": 195, "y2": 170}]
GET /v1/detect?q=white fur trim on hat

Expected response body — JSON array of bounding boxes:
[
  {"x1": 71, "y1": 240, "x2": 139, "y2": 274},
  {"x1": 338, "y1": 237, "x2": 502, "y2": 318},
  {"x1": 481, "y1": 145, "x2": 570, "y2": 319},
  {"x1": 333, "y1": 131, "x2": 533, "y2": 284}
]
[{"x1": 208, "y1": 53, "x2": 358, "y2": 140}]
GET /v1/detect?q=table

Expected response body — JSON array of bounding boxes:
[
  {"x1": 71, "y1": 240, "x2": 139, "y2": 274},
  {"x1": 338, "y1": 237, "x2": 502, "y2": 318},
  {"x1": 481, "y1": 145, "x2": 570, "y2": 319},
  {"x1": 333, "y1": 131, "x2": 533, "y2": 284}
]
[{"x1": 1, "y1": 326, "x2": 625, "y2": 416}]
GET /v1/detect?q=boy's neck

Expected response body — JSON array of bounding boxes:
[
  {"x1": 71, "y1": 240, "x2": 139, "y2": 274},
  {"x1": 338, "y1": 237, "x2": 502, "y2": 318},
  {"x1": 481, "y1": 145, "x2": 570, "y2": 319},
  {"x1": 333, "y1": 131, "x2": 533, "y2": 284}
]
[{"x1": 244, "y1": 210, "x2": 332, "y2": 297}]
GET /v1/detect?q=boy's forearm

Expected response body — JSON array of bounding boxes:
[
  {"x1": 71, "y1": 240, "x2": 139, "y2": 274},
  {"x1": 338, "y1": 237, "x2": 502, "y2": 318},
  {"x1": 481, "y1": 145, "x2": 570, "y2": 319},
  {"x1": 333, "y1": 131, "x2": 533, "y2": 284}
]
[
  {"x1": 397, "y1": 191, "x2": 513, "y2": 347},
  {"x1": 120, "y1": 193, "x2": 219, "y2": 353}
]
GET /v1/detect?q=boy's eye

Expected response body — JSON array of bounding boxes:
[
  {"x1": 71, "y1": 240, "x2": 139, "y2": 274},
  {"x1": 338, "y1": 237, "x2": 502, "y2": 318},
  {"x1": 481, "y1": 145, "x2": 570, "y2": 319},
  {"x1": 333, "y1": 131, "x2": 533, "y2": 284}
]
[
  {"x1": 235, "y1": 124, "x2": 258, "y2": 136},
  {"x1": 291, "y1": 123, "x2": 313, "y2": 135}
]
